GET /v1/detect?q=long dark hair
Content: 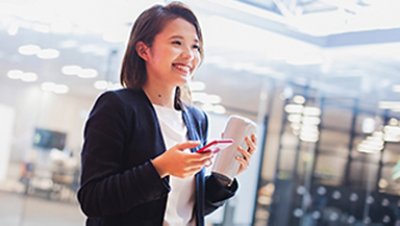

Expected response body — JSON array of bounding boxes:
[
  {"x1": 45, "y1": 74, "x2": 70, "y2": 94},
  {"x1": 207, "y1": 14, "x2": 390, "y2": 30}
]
[{"x1": 120, "y1": 2, "x2": 203, "y2": 108}]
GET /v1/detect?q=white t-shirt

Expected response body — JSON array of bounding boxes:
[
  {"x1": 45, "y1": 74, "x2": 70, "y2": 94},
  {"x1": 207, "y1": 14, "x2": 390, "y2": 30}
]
[{"x1": 152, "y1": 104, "x2": 196, "y2": 226}]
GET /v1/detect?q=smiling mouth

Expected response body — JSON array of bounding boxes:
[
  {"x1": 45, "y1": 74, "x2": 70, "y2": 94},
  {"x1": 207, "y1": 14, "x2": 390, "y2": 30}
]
[{"x1": 172, "y1": 63, "x2": 191, "y2": 74}]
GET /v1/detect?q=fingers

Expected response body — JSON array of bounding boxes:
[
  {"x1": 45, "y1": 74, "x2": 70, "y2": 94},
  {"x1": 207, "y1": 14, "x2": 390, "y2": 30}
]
[
  {"x1": 186, "y1": 159, "x2": 212, "y2": 171},
  {"x1": 189, "y1": 153, "x2": 213, "y2": 166},
  {"x1": 178, "y1": 158, "x2": 213, "y2": 178},
  {"x1": 251, "y1": 133, "x2": 257, "y2": 143},
  {"x1": 237, "y1": 145, "x2": 251, "y2": 161},
  {"x1": 169, "y1": 158, "x2": 211, "y2": 178},
  {"x1": 245, "y1": 136, "x2": 256, "y2": 154},
  {"x1": 235, "y1": 134, "x2": 257, "y2": 175},
  {"x1": 204, "y1": 159, "x2": 212, "y2": 167},
  {"x1": 235, "y1": 155, "x2": 248, "y2": 169},
  {"x1": 194, "y1": 151, "x2": 213, "y2": 159},
  {"x1": 174, "y1": 141, "x2": 200, "y2": 151},
  {"x1": 181, "y1": 150, "x2": 214, "y2": 168}
]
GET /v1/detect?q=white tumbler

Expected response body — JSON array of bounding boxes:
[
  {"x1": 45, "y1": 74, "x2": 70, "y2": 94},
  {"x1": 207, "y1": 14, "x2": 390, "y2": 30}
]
[{"x1": 212, "y1": 115, "x2": 257, "y2": 180}]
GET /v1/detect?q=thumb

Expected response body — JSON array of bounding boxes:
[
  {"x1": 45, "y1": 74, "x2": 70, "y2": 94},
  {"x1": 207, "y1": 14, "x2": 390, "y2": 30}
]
[{"x1": 175, "y1": 141, "x2": 200, "y2": 151}]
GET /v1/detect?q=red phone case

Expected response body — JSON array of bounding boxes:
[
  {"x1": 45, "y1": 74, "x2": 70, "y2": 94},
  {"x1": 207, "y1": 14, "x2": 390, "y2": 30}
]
[{"x1": 197, "y1": 139, "x2": 234, "y2": 153}]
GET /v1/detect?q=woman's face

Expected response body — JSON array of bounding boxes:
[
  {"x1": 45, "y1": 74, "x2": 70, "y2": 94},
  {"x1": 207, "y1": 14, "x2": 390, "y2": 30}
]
[{"x1": 143, "y1": 18, "x2": 201, "y2": 88}]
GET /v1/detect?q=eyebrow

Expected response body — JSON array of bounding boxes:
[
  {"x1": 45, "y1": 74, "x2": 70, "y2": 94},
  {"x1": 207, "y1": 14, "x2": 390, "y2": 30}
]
[{"x1": 169, "y1": 35, "x2": 199, "y2": 43}]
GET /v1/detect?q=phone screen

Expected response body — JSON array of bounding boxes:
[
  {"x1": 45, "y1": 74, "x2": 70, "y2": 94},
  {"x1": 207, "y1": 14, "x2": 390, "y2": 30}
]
[{"x1": 197, "y1": 139, "x2": 234, "y2": 153}]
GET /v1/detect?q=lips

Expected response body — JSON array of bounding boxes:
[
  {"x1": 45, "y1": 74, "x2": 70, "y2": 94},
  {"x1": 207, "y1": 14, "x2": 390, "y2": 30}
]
[{"x1": 172, "y1": 63, "x2": 192, "y2": 74}]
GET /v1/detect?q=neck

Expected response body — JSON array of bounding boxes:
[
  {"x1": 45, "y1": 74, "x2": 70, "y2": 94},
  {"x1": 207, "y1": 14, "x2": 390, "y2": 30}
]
[{"x1": 143, "y1": 82, "x2": 176, "y2": 109}]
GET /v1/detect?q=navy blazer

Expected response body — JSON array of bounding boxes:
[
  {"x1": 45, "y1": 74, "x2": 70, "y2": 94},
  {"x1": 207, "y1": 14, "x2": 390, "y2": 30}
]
[{"x1": 77, "y1": 89, "x2": 238, "y2": 226}]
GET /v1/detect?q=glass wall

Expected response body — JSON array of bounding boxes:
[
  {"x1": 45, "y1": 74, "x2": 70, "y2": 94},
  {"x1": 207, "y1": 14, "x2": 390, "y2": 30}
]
[{"x1": 253, "y1": 78, "x2": 400, "y2": 226}]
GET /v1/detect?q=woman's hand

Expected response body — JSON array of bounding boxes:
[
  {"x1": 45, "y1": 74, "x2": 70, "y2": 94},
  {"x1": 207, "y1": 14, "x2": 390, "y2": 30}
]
[
  {"x1": 235, "y1": 134, "x2": 257, "y2": 175},
  {"x1": 151, "y1": 141, "x2": 214, "y2": 178}
]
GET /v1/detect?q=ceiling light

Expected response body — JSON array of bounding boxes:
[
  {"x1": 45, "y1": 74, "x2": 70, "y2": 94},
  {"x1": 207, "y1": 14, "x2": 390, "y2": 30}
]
[
  {"x1": 18, "y1": 44, "x2": 41, "y2": 55},
  {"x1": 20, "y1": 72, "x2": 38, "y2": 82},
  {"x1": 288, "y1": 114, "x2": 302, "y2": 123},
  {"x1": 192, "y1": 92, "x2": 221, "y2": 104},
  {"x1": 357, "y1": 131, "x2": 385, "y2": 153},
  {"x1": 282, "y1": 87, "x2": 294, "y2": 99},
  {"x1": 378, "y1": 178, "x2": 388, "y2": 189},
  {"x1": 62, "y1": 65, "x2": 82, "y2": 75},
  {"x1": 362, "y1": 118, "x2": 375, "y2": 133},
  {"x1": 291, "y1": 123, "x2": 301, "y2": 131},
  {"x1": 379, "y1": 101, "x2": 400, "y2": 109},
  {"x1": 108, "y1": 83, "x2": 122, "y2": 90},
  {"x1": 293, "y1": 95, "x2": 305, "y2": 104},
  {"x1": 37, "y1": 48, "x2": 60, "y2": 59},
  {"x1": 384, "y1": 125, "x2": 400, "y2": 142},
  {"x1": 206, "y1": 94, "x2": 222, "y2": 104},
  {"x1": 41, "y1": 82, "x2": 56, "y2": 92},
  {"x1": 94, "y1": 80, "x2": 108, "y2": 90},
  {"x1": 357, "y1": 145, "x2": 380, "y2": 154},
  {"x1": 79, "y1": 44, "x2": 102, "y2": 54},
  {"x1": 300, "y1": 132, "x2": 319, "y2": 143},
  {"x1": 389, "y1": 118, "x2": 399, "y2": 126},
  {"x1": 7, "y1": 22, "x2": 19, "y2": 36},
  {"x1": 201, "y1": 104, "x2": 214, "y2": 112},
  {"x1": 300, "y1": 125, "x2": 319, "y2": 134},
  {"x1": 189, "y1": 81, "x2": 206, "y2": 91},
  {"x1": 192, "y1": 92, "x2": 207, "y2": 102},
  {"x1": 366, "y1": 136, "x2": 384, "y2": 146},
  {"x1": 303, "y1": 107, "x2": 321, "y2": 116},
  {"x1": 284, "y1": 104, "x2": 303, "y2": 114},
  {"x1": 78, "y1": 68, "x2": 98, "y2": 78},
  {"x1": 60, "y1": 40, "x2": 78, "y2": 49},
  {"x1": 7, "y1": 70, "x2": 23, "y2": 79},
  {"x1": 53, "y1": 84, "x2": 69, "y2": 94},
  {"x1": 41, "y1": 82, "x2": 68, "y2": 94},
  {"x1": 212, "y1": 105, "x2": 226, "y2": 114},
  {"x1": 302, "y1": 116, "x2": 321, "y2": 125},
  {"x1": 361, "y1": 141, "x2": 383, "y2": 150}
]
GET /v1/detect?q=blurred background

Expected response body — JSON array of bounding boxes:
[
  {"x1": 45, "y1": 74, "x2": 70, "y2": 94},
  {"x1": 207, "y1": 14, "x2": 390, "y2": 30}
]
[{"x1": 1, "y1": 0, "x2": 400, "y2": 225}]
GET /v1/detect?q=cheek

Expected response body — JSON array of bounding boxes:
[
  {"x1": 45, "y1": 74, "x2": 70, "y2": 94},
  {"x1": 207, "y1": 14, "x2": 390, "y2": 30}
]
[
  {"x1": 193, "y1": 54, "x2": 201, "y2": 67},
  {"x1": 152, "y1": 47, "x2": 173, "y2": 63}
]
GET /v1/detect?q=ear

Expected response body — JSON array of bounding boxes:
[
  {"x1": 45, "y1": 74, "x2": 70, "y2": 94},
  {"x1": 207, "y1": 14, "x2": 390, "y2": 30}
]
[{"x1": 135, "y1": 41, "x2": 150, "y2": 61}]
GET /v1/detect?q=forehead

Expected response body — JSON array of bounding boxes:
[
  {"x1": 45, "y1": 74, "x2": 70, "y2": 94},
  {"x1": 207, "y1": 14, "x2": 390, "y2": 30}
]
[{"x1": 157, "y1": 18, "x2": 199, "y2": 41}]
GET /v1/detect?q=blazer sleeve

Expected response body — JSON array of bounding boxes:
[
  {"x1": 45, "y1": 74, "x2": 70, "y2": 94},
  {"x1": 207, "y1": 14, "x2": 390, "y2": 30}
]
[
  {"x1": 204, "y1": 174, "x2": 238, "y2": 215},
  {"x1": 199, "y1": 110, "x2": 239, "y2": 215},
  {"x1": 77, "y1": 91, "x2": 170, "y2": 217}
]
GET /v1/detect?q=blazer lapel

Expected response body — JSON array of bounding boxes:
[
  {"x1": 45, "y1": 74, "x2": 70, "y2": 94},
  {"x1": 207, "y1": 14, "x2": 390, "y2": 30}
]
[{"x1": 181, "y1": 106, "x2": 201, "y2": 152}]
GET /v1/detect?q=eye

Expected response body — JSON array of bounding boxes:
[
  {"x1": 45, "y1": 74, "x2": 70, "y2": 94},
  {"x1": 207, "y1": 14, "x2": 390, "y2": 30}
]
[
  {"x1": 171, "y1": 40, "x2": 181, "y2": 45},
  {"x1": 192, "y1": 44, "x2": 200, "y2": 51}
]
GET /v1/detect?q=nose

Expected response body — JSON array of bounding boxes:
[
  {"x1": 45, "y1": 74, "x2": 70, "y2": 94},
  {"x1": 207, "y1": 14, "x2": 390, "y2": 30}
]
[{"x1": 181, "y1": 45, "x2": 195, "y2": 61}]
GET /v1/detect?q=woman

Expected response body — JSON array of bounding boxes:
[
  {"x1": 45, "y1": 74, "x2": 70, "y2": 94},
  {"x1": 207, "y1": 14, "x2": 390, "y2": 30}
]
[{"x1": 77, "y1": 2, "x2": 257, "y2": 226}]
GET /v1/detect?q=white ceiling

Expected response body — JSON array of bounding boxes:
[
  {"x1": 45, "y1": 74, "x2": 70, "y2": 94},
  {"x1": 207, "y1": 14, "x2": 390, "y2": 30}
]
[{"x1": 0, "y1": 0, "x2": 400, "y2": 115}]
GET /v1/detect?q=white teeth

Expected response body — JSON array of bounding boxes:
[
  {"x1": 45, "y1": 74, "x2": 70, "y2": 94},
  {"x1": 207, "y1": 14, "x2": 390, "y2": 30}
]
[{"x1": 174, "y1": 64, "x2": 190, "y2": 73}]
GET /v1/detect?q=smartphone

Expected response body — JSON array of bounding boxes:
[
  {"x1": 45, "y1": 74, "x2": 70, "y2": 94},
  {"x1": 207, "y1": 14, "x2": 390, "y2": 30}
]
[{"x1": 197, "y1": 139, "x2": 234, "y2": 153}]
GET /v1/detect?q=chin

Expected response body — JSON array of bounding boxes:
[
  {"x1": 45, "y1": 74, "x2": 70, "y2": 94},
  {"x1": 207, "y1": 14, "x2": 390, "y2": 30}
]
[
  {"x1": 177, "y1": 76, "x2": 190, "y2": 85},
  {"x1": 176, "y1": 81, "x2": 188, "y2": 87}
]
